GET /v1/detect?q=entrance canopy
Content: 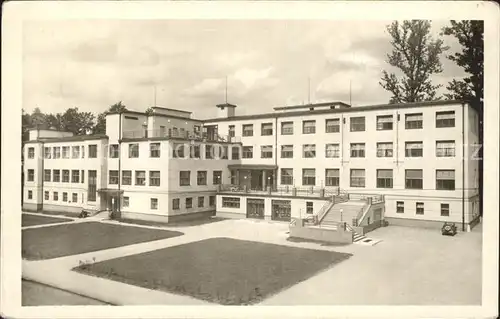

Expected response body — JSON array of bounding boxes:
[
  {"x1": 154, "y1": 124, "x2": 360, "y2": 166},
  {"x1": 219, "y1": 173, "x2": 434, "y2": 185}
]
[
  {"x1": 97, "y1": 188, "x2": 124, "y2": 195},
  {"x1": 228, "y1": 164, "x2": 278, "y2": 170}
]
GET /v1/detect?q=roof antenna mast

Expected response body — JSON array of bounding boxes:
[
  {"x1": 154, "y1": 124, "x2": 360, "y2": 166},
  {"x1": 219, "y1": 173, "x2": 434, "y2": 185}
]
[
  {"x1": 308, "y1": 76, "x2": 311, "y2": 104},
  {"x1": 154, "y1": 85, "x2": 157, "y2": 107},
  {"x1": 225, "y1": 76, "x2": 228, "y2": 104},
  {"x1": 349, "y1": 80, "x2": 352, "y2": 106}
]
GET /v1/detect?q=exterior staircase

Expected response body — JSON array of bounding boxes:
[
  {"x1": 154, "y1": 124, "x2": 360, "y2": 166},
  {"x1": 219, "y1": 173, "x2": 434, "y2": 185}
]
[{"x1": 320, "y1": 201, "x2": 366, "y2": 227}]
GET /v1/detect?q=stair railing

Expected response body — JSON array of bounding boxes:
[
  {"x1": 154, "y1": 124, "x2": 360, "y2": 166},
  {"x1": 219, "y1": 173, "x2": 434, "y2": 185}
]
[{"x1": 315, "y1": 200, "x2": 334, "y2": 225}]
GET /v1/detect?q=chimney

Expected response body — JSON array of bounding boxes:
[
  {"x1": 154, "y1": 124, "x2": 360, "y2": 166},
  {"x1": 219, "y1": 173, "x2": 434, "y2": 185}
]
[{"x1": 216, "y1": 103, "x2": 237, "y2": 118}]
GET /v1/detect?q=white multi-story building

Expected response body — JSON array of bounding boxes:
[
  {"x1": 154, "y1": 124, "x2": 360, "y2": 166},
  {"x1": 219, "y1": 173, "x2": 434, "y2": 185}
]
[{"x1": 22, "y1": 100, "x2": 481, "y2": 231}]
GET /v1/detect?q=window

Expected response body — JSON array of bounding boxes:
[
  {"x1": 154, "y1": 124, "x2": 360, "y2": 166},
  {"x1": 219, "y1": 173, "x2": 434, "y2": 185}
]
[
  {"x1": 62, "y1": 146, "x2": 69, "y2": 159},
  {"x1": 109, "y1": 170, "x2": 119, "y2": 184},
  {"x1": 72, "y1": 146, "x2": 80, "y2": 158},
  {"x1": 53, "y1": 147, "x2": 61, "y2": 159},
  {"x1": 436, "y1": 111, "x2": 455, "y2": 128},
  {"x1": 325, "y1": 119, "x2": 340, "y2": 133},
  {"x1": 281, "y1": 145, "x2": 293, "y2": 158},
  {"x1": 242, "y1": 124, "x2": 253, "y2": 137},
  {"x1": 376, "y1": 115, "x2": 393, "y2": 130},
  {"x1": 232, "y1": 146, "x2": 240, "y2": 160},
  {"x1": 71, "y1": 170, "x2": 80, "y2": 183},
  {"x1": 151, "y1": 198, "x2": 158, "y2": 210},
  {"x1": 172, "y1": 198, "x2": 180, "y2": 210},
  {"x1": 172, "y1": 127, "x2": 178, "y2": 137},
  {"x1": 28, "y1": 190, "x2": 33, "y2": 199},
  {"x1": 405, "y1": 113, "x2": 423, "y2": 129},
  {"x1": 53, "y1": 170, "x2": 60, "y2": 182},
  {"x1": 27, "y1": 169, "x2": 34, "y2": 181},
  {"x1": 190, "y1": 144, "x2": 200, "y2": 158},
  {"x1": 261, "y1": 145, "x2": 273, "y2": 158},
  {"x1": 350, "y1": 169, "x2": 365, "y2": 187},
  {"x1": 261, "y1": 123, "x2": 273, "y2": 136},
  {"x1": 306, "y1": 202, "x2": 314, "y2": 214},
  {"x1": 149, "y1": 171, "x2": 161, "y2": 186},
  {"x1": 436, "y1": 141, "x2": 455, "y2": 157},
  {"x1": 350, "y1": 143, "x2": 365, "y2": 158},
  {"x1": 198, "y1": 196, "x2": 205, "y2": 208},
  {"x1": 180, "y1": 171, "x2": 191, "y2": 186},
  {"x1": 229, "y1": 125, "x2": 235, "y2": 137},
  {"x1": 185, "y1": 197, "x2": 193, "y2": 209},
  {"x1": 62, "y1": 192, "x2": 68, "y2": 202},
  {"x1": 405, "y1": 169, "x2": 423, "y2": 189},
  {"x1": 405, "y1": 141, "x2": 423, "y2": 157},
  {"x1": 303, "y1": 120, "x2": 316, "y2": 134},
  {"x1": 209, "y1": 196, "x2": 216, "y2": 206},
  {"x1": 44, "y1": 147, "x2": 51, "y2": 159},
  {"x1": 28, "y1": 147, "x2": 35, "y2": 159},
  {"x1": 53, "y1": 192, "x2": 58, "y2": 201},
  {"x1": 436, "y1": 170, "x2": 455, "y2": 190},
  {"x1": 197, "y1": 171, "x2": 207, "y2": 185},
  {"x1": 440, "y1": 203, "x2": 450, "y2": 216},
  {"x1": 281, "y1": 122, "x2": 293, "y2": 135},
  {"x1": 205, "y1": 145, "x2": 213, "y2": 159},
  {"x1": 72, "y1": 193, "x2": 78, "y2": 203},
  {"x1": 377, "y1": 169, "x2": 393, "y2": 188},
  {"x1": 81, "y1": 146, "x2": 85, "y2": 158},
  {"x1": 325, "y1": 144, "x2": 340, "y2": 158},
  {"x1": 213, "y1": 171, "x2": 222, "y2": 185},
  {"x1": 222, "y1": 197, "x2": 240, "y2": 208},
  {"x1": 135, "y1": 170, "x2": 146, "y2": 186},
  {"x1": 89, "y1": 144, "x2": 97, "y2": 158},
  {"x1": 396, "y1": 201, "x2": 404, "y2": 213},
  {"x1": 109, "y1": 144, "x2": 119, "y2": 158},
  {"x1": 302, "y1": 169, "x2": 316, "y2": 186},
  {"x1": 303, "y1": 144, "x2": 316, "y2": 158},
  {"x1": 173, "y1": 143, "x2": 185, "y2": 158},
  {"x1": 377, "y1": 142, "x2": 393, "y2": 157},
  {"x1": 123, "y1": 197, "x2": 129, "y2": 207},
  {"x1": 128, "y1": 144, "x2": 139, "y2": 158},
  {"x1": 62, "y1": 170, "x2": 70, "y2": 183},
  {"x1": 220, "y1": 145, "x2": 228, "y2": 160},
  {"x1": 81, "y1": 170, "x2": 85, "y2": 183},
  {"x1": 415, "y1": 202, "x2": 425, "y2": 215},
  {"x1": 88, "y1": 170, "x2": 97, "y2": 202},
  {"x1": 118, "y1": 171, "x2": 130, "y2": 186},
  {"x1": 272, "y1": 200, "x2": 291, "y2": 221},
  {"x1": 281, "y1": 168, "x2": 293, "y2": 185},
  {"x1": 44, "y1": 191, "x2": 49, "y2": 200},
  {"x1": 44, "y1": 169, "x2": 51, "y2": 182},
  {"x1": 325, "y1": 169, "x2": 340, "y2": 186},
  {"x1": 350, "y1": 117, "x2": 365, "y2": 132}
]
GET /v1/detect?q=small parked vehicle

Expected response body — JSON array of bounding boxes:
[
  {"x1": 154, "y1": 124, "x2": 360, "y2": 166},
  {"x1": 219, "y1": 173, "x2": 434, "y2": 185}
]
[
  {"x1": 79, "y1": 209, "x2": 91, "y2": 218},
  {"x1": 441, "y1": 222, "x2": 457, "y2": 236}
]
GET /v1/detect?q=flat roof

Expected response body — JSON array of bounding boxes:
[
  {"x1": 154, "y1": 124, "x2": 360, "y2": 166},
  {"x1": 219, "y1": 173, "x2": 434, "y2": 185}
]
[
  {"x1": 273, "y1": 101, "x2": 350, "y2": 111},
  {"x1": 151, "y1": 106, "x2": 192, "y2": 114},
  {"x1": 24, "y1": 134, "x2": 109, "y2": 144},
  {"x1": 203, "y1": 99, "x2": 466, "y2": 123},
  {"x1": 108, "y1": 110, "x2": 202, "y2": 122}
]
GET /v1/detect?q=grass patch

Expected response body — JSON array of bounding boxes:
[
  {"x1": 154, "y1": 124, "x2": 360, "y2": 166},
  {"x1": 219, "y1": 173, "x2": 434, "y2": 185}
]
[
  {"x1": 74, "y1": 237, "x2": 351, "y2": 305},
  {"x1": 22, "y1": 214, "x2": 73, "y2": 227},
  {"x1": 22, "y1": 221, "x2": 184, "y2": 260}
]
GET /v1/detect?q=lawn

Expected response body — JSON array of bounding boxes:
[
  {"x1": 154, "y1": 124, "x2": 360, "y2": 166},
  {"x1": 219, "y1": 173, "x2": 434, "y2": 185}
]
[
  {"x1": 74, "y1": 237, "x2": 351, "y2": 305},
  {"x1": 22, "y1": 221, "x2": 184, "y2": 260},
  {"x1": 22, "y1": 214, "x2": 73, "y2": 227}
]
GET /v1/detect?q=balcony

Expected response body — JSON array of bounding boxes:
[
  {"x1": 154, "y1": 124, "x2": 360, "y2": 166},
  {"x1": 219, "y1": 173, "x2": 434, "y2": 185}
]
[{"x1": 217, "y1": 184, "x2": 342, "y2": 199}]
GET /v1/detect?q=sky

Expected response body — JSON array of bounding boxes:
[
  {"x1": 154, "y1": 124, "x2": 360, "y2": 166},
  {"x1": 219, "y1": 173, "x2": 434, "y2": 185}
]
[{"x1": 23, "y1": 20, "x2": 466, "y2": 119}]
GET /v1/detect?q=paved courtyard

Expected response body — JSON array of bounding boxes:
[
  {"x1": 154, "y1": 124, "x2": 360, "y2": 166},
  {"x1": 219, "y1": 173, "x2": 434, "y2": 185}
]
[{"x1": 22, "y1": 212, "x2": 482, "y2": 306}]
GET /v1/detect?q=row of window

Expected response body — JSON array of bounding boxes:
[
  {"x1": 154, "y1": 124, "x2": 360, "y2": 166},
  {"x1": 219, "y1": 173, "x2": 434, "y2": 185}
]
[
  {"x1": 27, "y1": 145, "x2": 99, "y2": 160},
  {"x1": 241, "y1": 140, "x2": 457, "y2": 159},
  {"x1": 279, "y1": 168, "x2": 456, "y2": 190},
  {"x1": 237, "y1": 111, "x2": 456, "y2": 137},
  {"x1": 220, "y1": 197, "x2": 292, "y2": 221},
  {"x1": 396, "y1": 201, "x2": 451, "y2": 217},
  {"x1": 110, "y1": 143, "x2": 233, "y2": 159},
  {"x1": 27, "y1": 190, "x2": 80, "y2": 203},
  {"x1": 107, "y1": 170, "x2": 223, "y2": 187},
  {"x1": 27, "y1": 169, "x2": 86, "y2": 183},
  {"x1": 129, "y1": 195, "x2": 216, "y2": 210}
]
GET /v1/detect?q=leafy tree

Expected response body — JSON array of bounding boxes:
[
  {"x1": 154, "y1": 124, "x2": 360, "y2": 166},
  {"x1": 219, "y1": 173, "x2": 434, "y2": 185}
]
[
  {"x1": 441, "y1": 20, "x2": 483, "y2": 109},
  {"x1": 145, "y1": 107, "x2": 154, "y2": 116},
  {"x1": 380, "y1": 20, "x2": 449, "y2": 103},
  {"x1": 60, "y1": 107, "x2": 96, "y2": 135}
]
